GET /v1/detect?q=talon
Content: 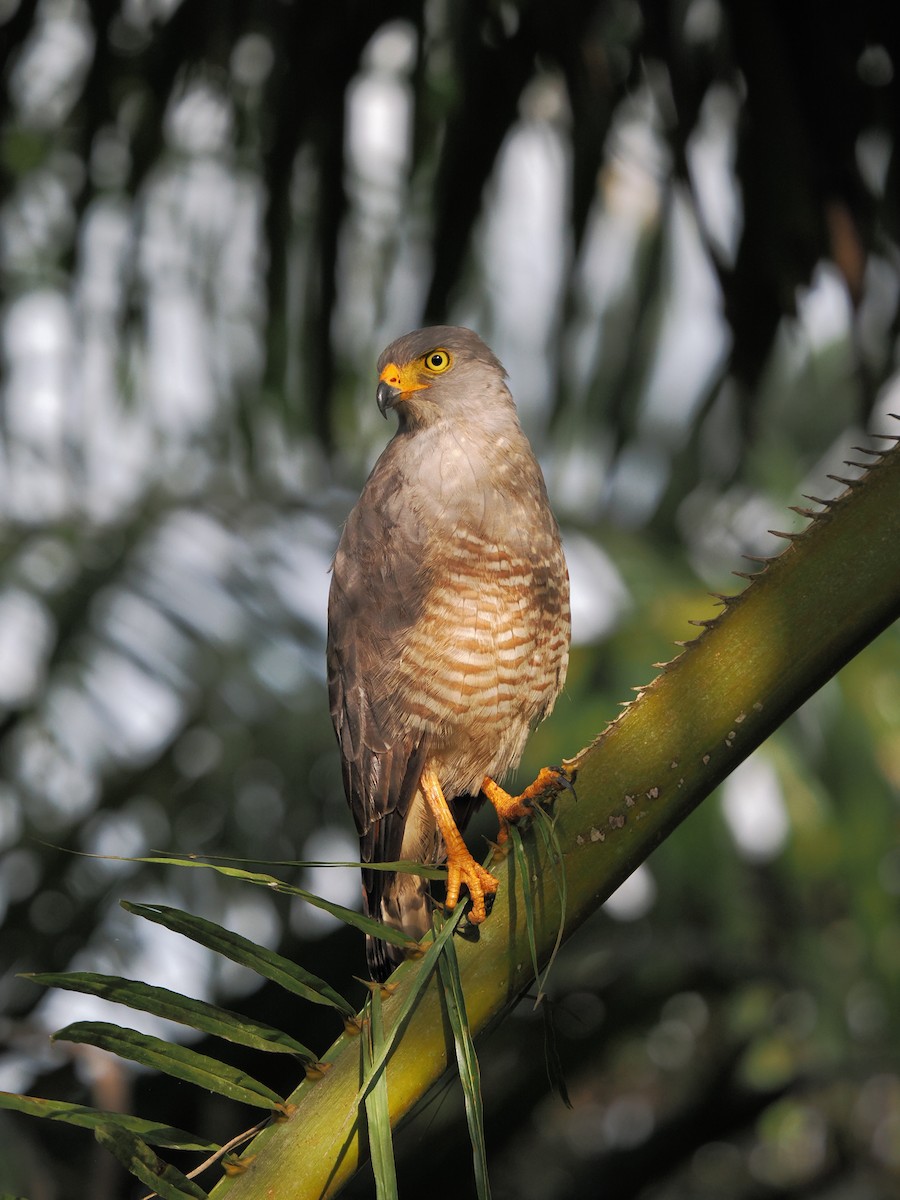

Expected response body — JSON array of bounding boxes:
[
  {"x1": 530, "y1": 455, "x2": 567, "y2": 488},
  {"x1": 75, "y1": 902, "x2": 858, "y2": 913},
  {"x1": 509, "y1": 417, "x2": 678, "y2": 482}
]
[
  {"x1": 456, "y1": 921, "x2": 481, "y2": 942},
  {"x1": 445, "y1": 855, "x2": 499, "y2": 923},
  {"x1": 419, "y1": 767, "x2": 499, "y2": 924},
  {"x1": 549, "y1": 766, "x2": 578, "y2": 799},
  {"x1": 481, "y1": 765, "x2": 575, "y2": 831}
]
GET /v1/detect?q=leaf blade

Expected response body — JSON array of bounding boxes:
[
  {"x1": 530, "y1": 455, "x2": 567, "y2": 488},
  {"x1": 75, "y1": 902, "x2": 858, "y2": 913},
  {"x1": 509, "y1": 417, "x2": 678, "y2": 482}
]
[
  {"x1": 114, "y1": 855, "x2": 441, "y2": 943},
  {"x1": 363, "y1": 987, "x2": 398, "y2": 1200},
  {"x1": 0, "y1": 1091, "x2": 217, "y2": 1150},
  {"x1": 136, "y1": 853, "x2": 446, "y2": 879},
  {"x1": 120, "y1": 901, "x2": 356, "y2": 1017},
  {"x1": 52, "y1": 1022, "x2": 285, "y2": 1112},
  {"x1": 94, "y1": 1125, "x2": 209, "y2": 1199},
  {"x1": 24, "y1": 971, "x2": 315, "y2": 1060},
  {"x1": 508, "y1": 825, "x2": 540, "y2": 992},
  {"x1": 532, "y1": 806, "x2": 568, "y2": 1001},
  {"x1": 437, "y1": 932, "x2": 491, "y2": 1200},
  {"x1": 353, "y1": 901, "x2": 468, "y2": 1112}
]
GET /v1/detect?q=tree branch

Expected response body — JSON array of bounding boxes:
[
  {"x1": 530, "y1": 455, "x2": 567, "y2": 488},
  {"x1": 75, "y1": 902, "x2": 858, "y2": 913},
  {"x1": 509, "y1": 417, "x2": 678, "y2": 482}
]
[{"x1": 210, "y1": 433, "x2": 900, "y2": 1200}]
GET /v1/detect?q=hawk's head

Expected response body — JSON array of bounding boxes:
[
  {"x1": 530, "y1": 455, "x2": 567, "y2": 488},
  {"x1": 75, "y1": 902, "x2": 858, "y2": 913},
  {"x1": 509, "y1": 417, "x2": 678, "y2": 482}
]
[{"x1": 375, "y1": 326, "x2": 509, "y2": 429}]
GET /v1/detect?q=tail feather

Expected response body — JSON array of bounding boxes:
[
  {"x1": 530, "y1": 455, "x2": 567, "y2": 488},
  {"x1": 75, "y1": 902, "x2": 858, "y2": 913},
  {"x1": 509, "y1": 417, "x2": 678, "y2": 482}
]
[{"x1": 366, "y1": 872, "x2": 431, "y2": 981}]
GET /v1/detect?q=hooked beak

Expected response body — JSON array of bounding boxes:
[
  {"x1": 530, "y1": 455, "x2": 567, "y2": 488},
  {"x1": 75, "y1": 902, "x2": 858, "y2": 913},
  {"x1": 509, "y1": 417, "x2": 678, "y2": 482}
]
[
  {"x1": 376, "y1": 362, "x2": 427, "y2": 418},
  {"x1": 376, "y1": 379, "x2": 399, "y2": 418}
]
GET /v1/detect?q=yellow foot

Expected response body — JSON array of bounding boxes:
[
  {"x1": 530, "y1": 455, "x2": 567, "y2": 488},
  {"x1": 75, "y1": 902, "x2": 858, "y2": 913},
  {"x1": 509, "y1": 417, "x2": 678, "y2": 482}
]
[
  {"x1": 419, "y1": 765, "x2": 499, "y2": 924},
  {"x1": 481, "y1": 767, "x2": 576, "y2": 844},
  {"x1": 445, "y1": 851, "x2": 499, "y2": 924}
]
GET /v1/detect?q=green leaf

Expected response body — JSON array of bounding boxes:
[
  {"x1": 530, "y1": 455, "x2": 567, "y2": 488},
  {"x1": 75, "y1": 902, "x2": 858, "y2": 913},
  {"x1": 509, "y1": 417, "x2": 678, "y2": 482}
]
[
  {"x1": 0, "y1": 1090, "x2": 217, "y2": 1150},
  {"x1": 63, "y1": 850, "x2": 432, "y2": 949},
  {"x1": 508, "y1": 826, "x2": 540, "y2": 990},
  {"x1": 353, "y1": 900, "x2": 468, "y2": 1112},
  {"x1": 94, "y1": 1125, "x2": 208, "y2": 1199},
  {"x1": 120, "y1": 901, "x2": 356, "y2": 1017},
  {"x1": 540, "y1": 1001, "x2": 572, "y2": 1109},
  {"x1": 314, "y1": 906, "x2": 472, "y2": 1200},
  {"x1": 264, "y1": 879, "x2": 426, "y2": 947},
  {"x1": 52, "y1": 1023, "x2": 285, "y2": 1111},
  {"x1": 23, "y1": 971, "x2": 315, "y2": 1060},
  {"x1": 437, "y1": 932, "x2": 491, "y2": 1200},
  {"x1": 149, "y1": 853, "x2": 447, "y2": 879},
  {"x1": 116, "y1": 855, "x2": 440, "y2": 941},
  {"x1": 509, "y1": 812, "x2": 567, "y2": 1007},
  {"x1": 531, "y1": 806, "x2": 568, "y2": 1002},
  {"x1": 363, "y1": 986, "x2": 398, "y2": 1200}
]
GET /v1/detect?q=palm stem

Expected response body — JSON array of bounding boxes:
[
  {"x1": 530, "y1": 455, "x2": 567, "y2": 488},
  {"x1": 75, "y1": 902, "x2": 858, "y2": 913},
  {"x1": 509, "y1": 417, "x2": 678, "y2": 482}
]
[{"x1": 211, "y1": 437, "x2": 900, "y2": 1200}]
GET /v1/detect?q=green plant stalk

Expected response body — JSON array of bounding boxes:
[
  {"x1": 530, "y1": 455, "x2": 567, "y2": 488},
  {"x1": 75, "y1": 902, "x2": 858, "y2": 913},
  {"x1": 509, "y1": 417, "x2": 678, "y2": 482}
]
[{"x1": 211, "y1": 440, "x2": 900, "y2": 1200}]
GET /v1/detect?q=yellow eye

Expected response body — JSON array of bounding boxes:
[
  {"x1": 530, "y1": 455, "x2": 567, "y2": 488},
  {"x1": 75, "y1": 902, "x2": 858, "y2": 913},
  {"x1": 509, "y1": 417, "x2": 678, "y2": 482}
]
[{"x1": 423, "y1": 348, "x2": 452, "y2": 374}]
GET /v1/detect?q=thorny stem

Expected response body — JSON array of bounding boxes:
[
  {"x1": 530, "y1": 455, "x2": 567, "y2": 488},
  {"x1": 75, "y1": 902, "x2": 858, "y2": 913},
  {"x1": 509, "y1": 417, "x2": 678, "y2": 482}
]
[{"x1": 210, "y1": 431, "x2": 900, "y2": 1200}]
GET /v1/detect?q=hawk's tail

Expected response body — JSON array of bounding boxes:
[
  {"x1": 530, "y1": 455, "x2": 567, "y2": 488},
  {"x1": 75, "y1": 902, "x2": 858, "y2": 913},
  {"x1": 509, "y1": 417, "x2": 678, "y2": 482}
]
[{"x1": 366, "y1": 871, "x2": 431, "y2": 982}]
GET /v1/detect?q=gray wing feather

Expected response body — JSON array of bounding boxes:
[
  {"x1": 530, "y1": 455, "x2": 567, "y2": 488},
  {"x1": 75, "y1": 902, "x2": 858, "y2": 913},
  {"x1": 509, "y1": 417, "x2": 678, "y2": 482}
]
[{"x1": 326, "y1": 449, "x2": 434, "y2": 915}]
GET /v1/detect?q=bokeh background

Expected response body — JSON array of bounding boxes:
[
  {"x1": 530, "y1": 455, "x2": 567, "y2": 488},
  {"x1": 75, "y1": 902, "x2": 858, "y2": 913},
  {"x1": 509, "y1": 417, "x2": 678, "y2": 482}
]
[{"x1": 2, "y1": 2, "x2": 900, "y2": 1197}]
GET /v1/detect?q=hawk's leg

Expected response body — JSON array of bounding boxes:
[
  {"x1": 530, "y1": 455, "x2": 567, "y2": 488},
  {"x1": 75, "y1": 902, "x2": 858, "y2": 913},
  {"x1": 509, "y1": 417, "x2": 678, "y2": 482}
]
[
  {"x1": 482, "y1": 767, "x2": 573, "y2": 845},
  {"x1": 420, "y1": 767, "x2": 499, "y2": 923}
]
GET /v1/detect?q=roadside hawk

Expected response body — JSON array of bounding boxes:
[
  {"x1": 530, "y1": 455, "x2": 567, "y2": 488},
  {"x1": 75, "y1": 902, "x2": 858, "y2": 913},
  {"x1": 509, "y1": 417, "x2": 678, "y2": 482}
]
[{"x1": 327, "y1": 326, "x2": 570, "y2": 979}]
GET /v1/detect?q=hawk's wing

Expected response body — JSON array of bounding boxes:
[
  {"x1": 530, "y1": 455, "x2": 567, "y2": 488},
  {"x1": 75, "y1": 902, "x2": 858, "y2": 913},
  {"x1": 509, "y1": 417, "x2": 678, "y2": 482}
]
[{"x1": 326, "y1": 456, "x2": 433, "y2": 888}]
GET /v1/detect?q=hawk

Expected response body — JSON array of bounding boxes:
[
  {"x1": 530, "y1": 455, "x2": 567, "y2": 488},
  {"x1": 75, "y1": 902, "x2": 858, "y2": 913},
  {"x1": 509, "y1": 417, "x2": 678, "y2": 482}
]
[{"x1": 327, "y1": 326, "x2": 570, "y2": 978}]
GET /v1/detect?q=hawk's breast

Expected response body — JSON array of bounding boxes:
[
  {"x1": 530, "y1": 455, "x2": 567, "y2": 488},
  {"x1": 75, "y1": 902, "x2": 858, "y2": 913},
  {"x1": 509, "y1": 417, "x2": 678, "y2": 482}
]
[{"x1": 380, "y1": 514, "x2": 569, "y2": 797}]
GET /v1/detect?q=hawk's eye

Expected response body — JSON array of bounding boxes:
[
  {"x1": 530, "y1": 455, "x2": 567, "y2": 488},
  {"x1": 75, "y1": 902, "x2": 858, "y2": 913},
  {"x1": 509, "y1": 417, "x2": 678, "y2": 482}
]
[{"x1": 424, "y1": 349, "x2": 452, "y2": 373}]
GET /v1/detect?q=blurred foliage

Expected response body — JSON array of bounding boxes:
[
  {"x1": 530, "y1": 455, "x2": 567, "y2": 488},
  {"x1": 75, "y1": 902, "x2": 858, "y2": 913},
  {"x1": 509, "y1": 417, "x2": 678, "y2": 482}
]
[{"x1": 0, "y1": 0, "x2": 899, "y2": 1197}]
